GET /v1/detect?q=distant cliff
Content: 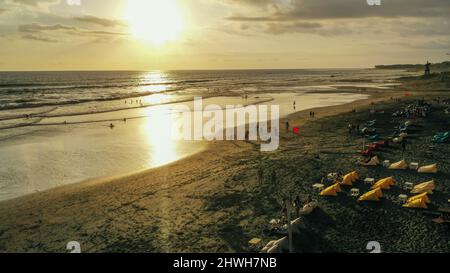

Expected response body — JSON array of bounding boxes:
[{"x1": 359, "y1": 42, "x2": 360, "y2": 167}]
[{"x1": 375, "y1": 61, "x2": 450, "y2": 72}]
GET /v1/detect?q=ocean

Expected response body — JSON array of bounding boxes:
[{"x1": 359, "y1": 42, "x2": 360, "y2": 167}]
[{"x1": 0, "y1": 69, "x2": 415, "y2": 201}]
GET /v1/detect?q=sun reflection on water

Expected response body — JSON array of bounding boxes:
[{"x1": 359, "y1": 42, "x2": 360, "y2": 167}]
[
  {"x1": 140, "y1": 71, "x2": 170, "y2": 93},
  {"x1": 141, "y1": 105, "x2": 178, "y2": 167}
]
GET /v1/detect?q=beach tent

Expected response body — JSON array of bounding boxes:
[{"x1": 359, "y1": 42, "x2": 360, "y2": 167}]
[
  {"x1": 372, "y1": 177, "x2": 395, "y2": 190},
  {"x1": 358, "y1": 188, "x2": 382, "y2": 202},
  {"x1": 411, "y1": 180, "x2": 435, "y2": 194},
  {"x1": 359, "y1": 156, "x2": 380, "y2": 166},
  {"x1": 403, "y1": 198, "x2": 428, "y2": 209},
  {"x1": 407, "y1": 193, "x2": 431, "y2": 204},
  {"x1": 418, "y1": 164, "x2": 438, "y2": 174},
  {"x1": 389, "y1": 160, "x2": 408, "y2": 170}
]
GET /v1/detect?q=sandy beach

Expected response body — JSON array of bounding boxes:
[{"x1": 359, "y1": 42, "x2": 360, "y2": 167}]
[{"x1": 1, "y1": 86, "x2": 448, "y2": 253}]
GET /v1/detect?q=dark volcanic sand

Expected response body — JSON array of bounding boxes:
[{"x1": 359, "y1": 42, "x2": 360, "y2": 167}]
[
  {"x1": 0, "y1": 93, "x2": 449, "y2": 253},
  {"x1": 221, "y1": 95, "x2": 450, "y2": 253}
]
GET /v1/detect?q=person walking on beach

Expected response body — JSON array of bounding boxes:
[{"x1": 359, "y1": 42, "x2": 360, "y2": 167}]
[
  {"x1": 286, "y1": 121, "x2": 290, "y2": 132},
  {"x1": 312, "y1": 111, "x2": 315, "y2": 118},
  {"x1": 270, "y1": 170, "x2": 277, "y2": 189},
  {"x1": 280, "y1": 200, "x2": 288, "y2": 225},
  {"x1": 401, "y1": 138, "x2": 407, "y2": 157},
  {"x1": 293, "y1": 195, "x2": 301, "y2": 218},
  {"x1": 257, "y1": 167, "x2": 263, "y2": 185}
]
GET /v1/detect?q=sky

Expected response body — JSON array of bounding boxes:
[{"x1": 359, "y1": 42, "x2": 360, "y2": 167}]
[{"x1": 0, "y1": 0, "x2": 449, "y2": 71}]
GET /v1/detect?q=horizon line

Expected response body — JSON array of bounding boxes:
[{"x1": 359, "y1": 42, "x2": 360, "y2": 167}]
[{"x1": 0, "y1": 67, "x2": 374, "y2": 73}]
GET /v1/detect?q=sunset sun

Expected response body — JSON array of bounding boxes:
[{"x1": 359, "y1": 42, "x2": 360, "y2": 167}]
[{"x1": 125, "y1": 0, "x2": 184, "y2": 45}]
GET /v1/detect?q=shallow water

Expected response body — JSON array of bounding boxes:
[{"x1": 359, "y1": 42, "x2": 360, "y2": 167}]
[{"x1": 0, "y1": 92, "x2": 369, "y2": 201}]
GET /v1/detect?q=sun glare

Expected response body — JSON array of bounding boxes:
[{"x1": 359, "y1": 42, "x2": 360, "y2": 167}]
[{"x1": 125, "y1": 0, "x2": 184, "y2": 45}]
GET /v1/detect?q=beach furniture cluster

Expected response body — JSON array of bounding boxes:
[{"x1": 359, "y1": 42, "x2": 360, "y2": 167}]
[{"x1": 319, "y1": 100, "x2": 446, "y2": 212}]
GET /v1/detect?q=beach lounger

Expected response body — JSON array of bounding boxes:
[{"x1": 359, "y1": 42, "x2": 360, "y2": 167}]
[
  {"x1": 366, "y1": 120, "x2": 376, "y2": 127},
  {"x1": 432, "y1": 132, "x2": 449, "y2": 143},
  {"x1": 375, "y1": 140, "x2": 388, "y2": 147}
]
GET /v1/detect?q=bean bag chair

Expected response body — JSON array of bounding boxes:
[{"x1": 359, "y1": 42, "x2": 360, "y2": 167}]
[
  {"x1": 407, "y1": 193, "x2": 430, "y2": 204},
  {"x1": 341, "y1": 173, "x2": 354, "y2": 186},
  {"x1": 358, "y1": 188, "x2": 383, "y2": 202},
  {"x1": 341, "y1": 171, "x2": 359, "y2": 186},
  {"x1": 417, "y1": 164, "x2": 438, "y2": 174},
  {"x1": 320, "y1": 184, "x2": 339, "y2": 196},
  {"x1": 389, "y1": 160, "x2": 408, "y2": 170},
  {"x1": 333, "y1": 182, "x2": 342, "y2": 192},
  {"x1": 372, "y1": 177, "x2": 395, "y2": 190},
  {"x1": 368, "y1": 144, "x2": 379, "y2": 151},
  {"x1": 411, "y1": 180, "x2": 435, "y2": 194},
  {"x1": 393, "y1": 137, "x2": 403, "y2": 143},
  {"x1": 359, "y1": 156, "x2": 380, "y2": 166},
  {"x1": 403, "y1": 198, "x2": 428, "y2": 209},
  {"x1": 351, "y1": 171, "x2": 359, "y2": 180},
  {"x1": 376, "y1": 140, "x2": 387, "y2": 147}
]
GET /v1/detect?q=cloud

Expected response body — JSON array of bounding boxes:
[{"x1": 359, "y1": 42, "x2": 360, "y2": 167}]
[
  {"x1": 73, "y1": 15, "x2": 127, "y2": 28},
  {"x1": 17, "y1": 22, "x2": 128, "y2": 43},
  {"x1": 225, "y1": 0, "x2": 450, "y2": 21},
  {"x1": 10, "y1": 0, "x2": 60, "y2": 7},
  {"x1": 222, "y1": 0, "x2": 450, "y2": 38},
  {"x1": 21, "y1": 34, "x2": 58, "y2": 42},
  {"x1": 18, "y1": 23, "x2": 76, "y2": 33},
  {"x1": 264, "y1": 22, "x2": 352, "y2": 36}
]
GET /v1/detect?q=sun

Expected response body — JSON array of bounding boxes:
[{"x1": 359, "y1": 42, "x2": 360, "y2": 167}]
[{"x1": 125, "y1": 0, "x2": 184, "y2": 45}]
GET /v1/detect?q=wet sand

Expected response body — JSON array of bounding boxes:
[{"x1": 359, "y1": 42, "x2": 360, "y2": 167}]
[{"x1": 0, "y1": 89, "x2": 449, "y2": 253}]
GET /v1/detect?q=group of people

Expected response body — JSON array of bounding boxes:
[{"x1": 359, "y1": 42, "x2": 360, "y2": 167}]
[
  {"x1": 125, "y1": 99, "x2": 144, "y2": 106},
  {"x1": 347, "y1": 123, "x2": 361, "y2": 135},
  {"x1": 280, "y1": 195, "x2": 313, "y2": 224},
  {"x1": 392, "y1": 100, "x2": 432, "y2": 119}
]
